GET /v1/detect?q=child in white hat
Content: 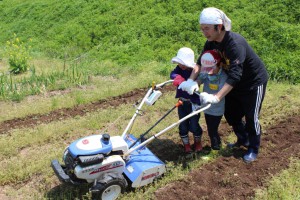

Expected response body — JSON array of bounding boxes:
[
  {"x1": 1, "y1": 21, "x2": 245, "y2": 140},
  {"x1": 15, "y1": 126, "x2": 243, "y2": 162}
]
[
  {"x1": 170, "y1": 47, "x2": 203, "y2": 153},
  {"x1": 198, "y1": 50, "x2": 227, "y2": 150}
]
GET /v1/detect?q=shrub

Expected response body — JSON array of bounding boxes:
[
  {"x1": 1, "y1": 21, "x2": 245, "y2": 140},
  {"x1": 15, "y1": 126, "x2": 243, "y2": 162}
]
[{"x1": 5, "y1": 33, "x2": 31, "y2": 74}]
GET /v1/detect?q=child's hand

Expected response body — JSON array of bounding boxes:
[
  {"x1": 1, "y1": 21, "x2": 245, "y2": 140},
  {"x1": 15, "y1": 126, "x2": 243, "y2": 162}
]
[
  {"x1": 173, "y1": 75, "x2": 185, "y2": 86},
  {"x1": 178, "y1": 79, "x2": 199, "y2": 94}
]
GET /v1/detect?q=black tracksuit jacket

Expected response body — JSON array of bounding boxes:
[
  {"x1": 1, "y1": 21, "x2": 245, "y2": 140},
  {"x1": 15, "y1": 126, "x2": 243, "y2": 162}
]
[{"x1": 196, "y1": 31, "x2": 269, "y2": 93}]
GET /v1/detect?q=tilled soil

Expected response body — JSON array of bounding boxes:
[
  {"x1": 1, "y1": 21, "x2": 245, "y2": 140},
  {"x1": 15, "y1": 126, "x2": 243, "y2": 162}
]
[
  {"x1": 154, "y1": 115, "x2": 300, "y2": 200},
  {"x1": 0, "y1": 87, "x2": 151, "y2": 134},
  {"x1": 0, "y1": 86, "x2": 299, "y2": 199}
]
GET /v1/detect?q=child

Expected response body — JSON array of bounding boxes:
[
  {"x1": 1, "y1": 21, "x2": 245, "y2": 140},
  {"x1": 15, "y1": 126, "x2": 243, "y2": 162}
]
[
  {"x1": 170, "y1": 47, "x2": 203, "y2": 153},
  {"x1": 197, "y1": 50, "x2": 227, "y2": 150}
]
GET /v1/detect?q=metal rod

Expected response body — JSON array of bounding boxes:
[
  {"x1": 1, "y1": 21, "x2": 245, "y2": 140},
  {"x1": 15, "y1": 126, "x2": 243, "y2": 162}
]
[
  {"x1": 121, "y1": 80, "x2": 174, "y2": 139},
  {"x1": 129, "y1": 100, "x2": 183, "y2": 148},
  {"x1": 123, "y1": 103, "x2": 211, "y2": 157}
]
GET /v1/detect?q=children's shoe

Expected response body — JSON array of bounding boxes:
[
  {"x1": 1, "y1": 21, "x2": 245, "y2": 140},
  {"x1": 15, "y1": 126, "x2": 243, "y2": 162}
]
[
  {"x1": 194, "y1": 141, "x2": 203, "y2": 152},
  {"x1": 184, "y1": 144, "x2": 192, "y2": 153}
]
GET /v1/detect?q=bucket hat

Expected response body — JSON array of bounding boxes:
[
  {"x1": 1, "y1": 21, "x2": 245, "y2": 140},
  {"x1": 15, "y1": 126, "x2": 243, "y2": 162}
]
[{"x1": 171, "y1": 47, "x2": 196, "y2": 68}]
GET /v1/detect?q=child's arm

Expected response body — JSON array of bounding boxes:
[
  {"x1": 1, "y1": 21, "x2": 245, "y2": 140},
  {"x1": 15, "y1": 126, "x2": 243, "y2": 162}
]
[
  {"x1": 170, "y1": 66, "x2": 185, "y2": 86},
  {"x1": 170, "y1": 66, "x2": 180, "y2": 79},
  {"x1": 173, "y1": 75, "x2": 185, "y2": 86}
]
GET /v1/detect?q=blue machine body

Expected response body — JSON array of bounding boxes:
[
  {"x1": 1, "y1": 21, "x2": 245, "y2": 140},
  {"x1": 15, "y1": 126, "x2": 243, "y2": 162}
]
[
  {"x1": 68, "y1": 135, "x2": 112, "y2": 158},
  {"x1": 124, "y1": 134, "x2": 166, "y2": 187}
]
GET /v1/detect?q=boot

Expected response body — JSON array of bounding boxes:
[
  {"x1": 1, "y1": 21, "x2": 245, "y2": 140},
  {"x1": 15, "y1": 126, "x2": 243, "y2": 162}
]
[
  {"x1": 194, "y1": 137, "x2": 202, "y2": 152},
  {"x1": 181, "y1": 136, "x2": 192, "y2": 153},
  {"x1": 184, "y1": 144, "x2": 192, "y2": 153}
]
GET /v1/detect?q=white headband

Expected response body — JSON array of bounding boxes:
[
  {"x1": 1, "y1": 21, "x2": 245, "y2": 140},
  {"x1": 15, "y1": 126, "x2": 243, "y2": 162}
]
[{"x1": 199, "y1": 7, "x2": 232, "y2": 31}]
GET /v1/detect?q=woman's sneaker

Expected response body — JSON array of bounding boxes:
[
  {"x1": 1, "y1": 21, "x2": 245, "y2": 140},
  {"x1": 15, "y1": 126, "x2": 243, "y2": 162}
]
[{"x1": 243, "y1": 149, "x2": 258, "y2": 163}]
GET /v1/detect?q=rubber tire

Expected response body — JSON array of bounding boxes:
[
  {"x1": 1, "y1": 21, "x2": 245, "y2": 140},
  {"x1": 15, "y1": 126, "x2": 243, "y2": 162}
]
[{"x1": 92, "y1": 176, "x2": 127, "y2": 200}]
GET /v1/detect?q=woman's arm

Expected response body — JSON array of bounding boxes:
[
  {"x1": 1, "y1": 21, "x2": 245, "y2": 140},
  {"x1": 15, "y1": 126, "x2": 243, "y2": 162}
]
[
  {"x1": 189, "y1": 64, "x2": 201, "y2": 80},
  {"x1": 215, "y1": 83, "x2": 233, "y2": 101}
]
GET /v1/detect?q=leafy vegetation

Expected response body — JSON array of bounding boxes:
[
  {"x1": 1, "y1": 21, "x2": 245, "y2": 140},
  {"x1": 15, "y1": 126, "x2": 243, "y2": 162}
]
[
  {"x1": 5, "y1": 33, "x2": 31, "y2": 74},
  {"x1": 0, "y1": 0, "x2": 299, "y2": 92}
]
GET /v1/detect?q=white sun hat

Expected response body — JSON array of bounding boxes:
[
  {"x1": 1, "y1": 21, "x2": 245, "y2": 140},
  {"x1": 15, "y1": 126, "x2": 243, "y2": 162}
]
[{"x1": 171, "y1": 47, "x2": 196, "y2": 68}]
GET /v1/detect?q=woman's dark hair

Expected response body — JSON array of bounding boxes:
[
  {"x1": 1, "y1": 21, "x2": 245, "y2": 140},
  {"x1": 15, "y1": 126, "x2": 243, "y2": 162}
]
[{"x1": 214, "y1": 24, "x2": 225, "y2": 31}]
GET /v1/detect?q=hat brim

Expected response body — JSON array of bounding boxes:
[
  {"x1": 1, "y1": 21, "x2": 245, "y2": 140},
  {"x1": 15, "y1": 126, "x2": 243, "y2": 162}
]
[{"x1": 171, "y1": 57, "x2": 195, "y2": 68}]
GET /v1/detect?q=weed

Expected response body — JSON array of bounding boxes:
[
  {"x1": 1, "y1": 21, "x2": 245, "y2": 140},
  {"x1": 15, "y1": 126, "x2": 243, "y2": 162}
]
[{"x1": 5, "y1": 33, "x2": 31, "y2": 74}]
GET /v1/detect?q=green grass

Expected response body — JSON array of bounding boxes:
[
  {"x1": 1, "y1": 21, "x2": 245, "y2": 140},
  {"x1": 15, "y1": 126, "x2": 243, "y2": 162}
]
[
  {"x1": 255, "y1": 158, "x2": 300, "y2": 200},
  {"x1": 0, "y1": 0, "x2": 299, "y2": 86}
]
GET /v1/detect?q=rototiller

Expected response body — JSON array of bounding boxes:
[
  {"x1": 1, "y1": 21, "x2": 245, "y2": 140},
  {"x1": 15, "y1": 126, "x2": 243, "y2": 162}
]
[{"x1": 51, "y1": 80, "x2": 210, "y2": 200}]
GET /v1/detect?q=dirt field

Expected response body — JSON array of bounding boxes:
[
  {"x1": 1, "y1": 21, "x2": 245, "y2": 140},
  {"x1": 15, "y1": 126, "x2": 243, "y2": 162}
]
[
  {"x1": 0, "y1": 86, "x2": 299, "y2": 200},
  {"x1": 153, "y1": 115, "x2": 300, "y2": 200}
]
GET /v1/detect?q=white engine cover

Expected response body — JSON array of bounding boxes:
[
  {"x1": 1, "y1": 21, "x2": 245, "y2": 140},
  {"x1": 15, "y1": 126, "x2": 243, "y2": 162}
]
[
  {"x1": 110, "y1": 136, "x2": 129, "y2": 152},
  {"x1": 74, "y1": 155, "x2": 125, "y2": 183}
]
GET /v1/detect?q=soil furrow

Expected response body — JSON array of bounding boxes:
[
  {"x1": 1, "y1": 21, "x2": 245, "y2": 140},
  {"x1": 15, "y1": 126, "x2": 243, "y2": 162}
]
[
  {"x1": 154, "y1": 115, "x2": 300, "y2": 200},
  {"x1": 0, "y1": 86, "x2": 174, "y2": 134}
]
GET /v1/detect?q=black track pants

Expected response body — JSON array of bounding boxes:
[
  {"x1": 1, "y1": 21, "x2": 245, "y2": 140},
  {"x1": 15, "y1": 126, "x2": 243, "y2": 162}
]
[{"x1": 224, "y1": 83, "x2": 267, "y2": 153}]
